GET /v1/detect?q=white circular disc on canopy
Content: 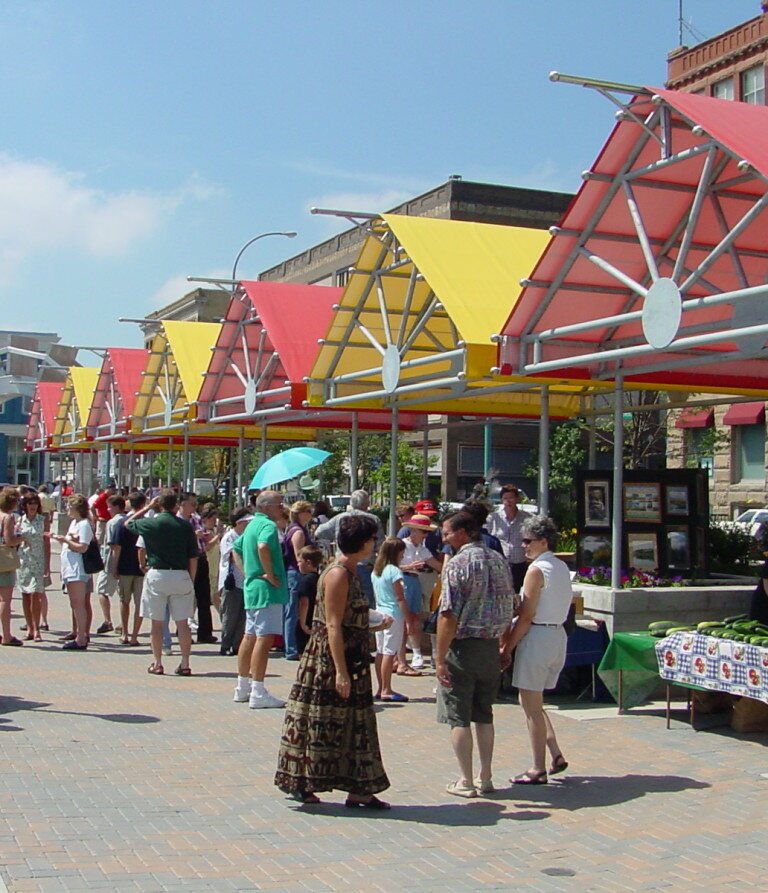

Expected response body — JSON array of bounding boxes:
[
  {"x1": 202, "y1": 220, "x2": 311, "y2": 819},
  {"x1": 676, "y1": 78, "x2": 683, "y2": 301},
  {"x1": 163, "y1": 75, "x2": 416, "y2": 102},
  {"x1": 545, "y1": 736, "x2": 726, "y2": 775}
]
[
  {"x1": 642, "y1": 277, "x2": 682, "y2": 349},
  {"x1": 382, "y1": 344, "x2": 401, "y2": 394},
  {"x1": 244, "y1": 378, "x2": 257, "y2": 414}
]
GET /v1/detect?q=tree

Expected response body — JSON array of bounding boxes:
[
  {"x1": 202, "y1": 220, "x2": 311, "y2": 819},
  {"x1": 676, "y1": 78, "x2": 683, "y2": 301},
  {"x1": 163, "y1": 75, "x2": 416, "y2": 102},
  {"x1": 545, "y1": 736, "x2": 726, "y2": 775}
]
[
  {"x1": 592, "y1": 390, "x2": 668, "y2": 469},
  {"x1": 524, "y1": 419, "x2": 586, "y2": 530}
]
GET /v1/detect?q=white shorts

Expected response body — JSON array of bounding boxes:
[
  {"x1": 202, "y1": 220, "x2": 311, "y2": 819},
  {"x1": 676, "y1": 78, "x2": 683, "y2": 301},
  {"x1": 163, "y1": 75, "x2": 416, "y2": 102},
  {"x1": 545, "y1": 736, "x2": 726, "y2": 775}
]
[
  {"x1": 245, "y1": 603, "x2": 283, "y2": 637},
  {"x1": 141, "y1": 569, "x2": 194, "y2": 622},
  {"x1": 512, "y1": 625, "x2": 567, "y2": 691},
  {"x1": 375, "y1": 615, "x2": 405, "y2": 656}
]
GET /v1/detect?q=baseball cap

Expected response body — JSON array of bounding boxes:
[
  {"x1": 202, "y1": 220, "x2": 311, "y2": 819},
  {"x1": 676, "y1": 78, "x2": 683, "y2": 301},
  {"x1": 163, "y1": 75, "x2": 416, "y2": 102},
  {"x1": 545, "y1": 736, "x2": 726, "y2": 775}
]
[{"x1": 414, "y1": 498, "x2": 438, "y2": 516}]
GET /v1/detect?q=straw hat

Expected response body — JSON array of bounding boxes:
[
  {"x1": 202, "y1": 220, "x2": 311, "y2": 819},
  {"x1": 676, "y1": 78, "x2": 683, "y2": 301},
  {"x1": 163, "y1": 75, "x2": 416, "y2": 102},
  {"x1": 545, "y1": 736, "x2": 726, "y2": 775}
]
[{"x1": 403, "y1": 513, "x2": 438, "y2": 532}]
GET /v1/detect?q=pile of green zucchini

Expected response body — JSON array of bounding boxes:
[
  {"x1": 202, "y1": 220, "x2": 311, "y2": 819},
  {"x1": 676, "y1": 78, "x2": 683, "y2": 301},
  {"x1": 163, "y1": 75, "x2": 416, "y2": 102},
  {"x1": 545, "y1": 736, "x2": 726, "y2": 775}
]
[{"x1": 649, "y1": 615, "x2": 768, "y2": 645}]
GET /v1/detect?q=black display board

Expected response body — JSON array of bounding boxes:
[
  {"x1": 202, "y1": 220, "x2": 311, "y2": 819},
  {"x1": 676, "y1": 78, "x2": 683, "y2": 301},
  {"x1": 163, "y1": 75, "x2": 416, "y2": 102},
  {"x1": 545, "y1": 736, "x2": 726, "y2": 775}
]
[{"x1": 575, "y1": 468, "x2": 709, "y2": 578}]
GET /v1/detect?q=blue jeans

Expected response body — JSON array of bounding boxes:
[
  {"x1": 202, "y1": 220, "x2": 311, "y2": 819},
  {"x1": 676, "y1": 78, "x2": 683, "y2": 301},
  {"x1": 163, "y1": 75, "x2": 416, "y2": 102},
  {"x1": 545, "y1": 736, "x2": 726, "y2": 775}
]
[
  {"x1": 283, "y1": 568, "x2": 300, "y2": 658},
  {"x1": 356, "y1": 563, "x2": 375, "y2": 609},
  {"x1": 162, "y1": 603, "x2": 172, "y2": 649}
]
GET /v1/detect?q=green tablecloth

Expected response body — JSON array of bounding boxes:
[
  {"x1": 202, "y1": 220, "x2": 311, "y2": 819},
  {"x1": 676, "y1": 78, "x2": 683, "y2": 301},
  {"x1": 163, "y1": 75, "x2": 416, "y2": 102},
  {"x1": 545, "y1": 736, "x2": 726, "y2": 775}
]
[{"x1": 598, "y1": 631, "x2": 661, "y2": 709}]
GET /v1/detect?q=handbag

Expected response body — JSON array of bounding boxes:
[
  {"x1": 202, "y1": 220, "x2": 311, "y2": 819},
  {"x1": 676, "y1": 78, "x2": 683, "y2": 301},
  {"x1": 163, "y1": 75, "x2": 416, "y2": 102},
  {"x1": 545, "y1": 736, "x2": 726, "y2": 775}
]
[
  {"x1": 0, "y1": 544, "x2": 20, "y2": 573},
  {"x1": 82, "y1": 538, "x2": 104, "y2": 574}
]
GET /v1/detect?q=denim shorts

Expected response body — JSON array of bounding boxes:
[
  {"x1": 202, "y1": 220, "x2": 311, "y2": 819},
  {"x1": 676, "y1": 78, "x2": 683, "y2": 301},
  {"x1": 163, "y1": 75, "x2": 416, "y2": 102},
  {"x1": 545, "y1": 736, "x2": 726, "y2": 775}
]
[{"x1": 245, "y1": 603, "x2": 283, "y2": 637}]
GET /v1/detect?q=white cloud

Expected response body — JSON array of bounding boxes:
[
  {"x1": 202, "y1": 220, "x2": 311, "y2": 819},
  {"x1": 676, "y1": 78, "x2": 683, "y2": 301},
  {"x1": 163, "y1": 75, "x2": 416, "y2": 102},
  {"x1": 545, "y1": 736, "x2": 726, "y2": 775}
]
[
  {"x1": 0, "y1": 154, "x2": 218, "y2": 285},
  {"x1": 147, "y1": 271, "x2": 231, "y2": 313}
]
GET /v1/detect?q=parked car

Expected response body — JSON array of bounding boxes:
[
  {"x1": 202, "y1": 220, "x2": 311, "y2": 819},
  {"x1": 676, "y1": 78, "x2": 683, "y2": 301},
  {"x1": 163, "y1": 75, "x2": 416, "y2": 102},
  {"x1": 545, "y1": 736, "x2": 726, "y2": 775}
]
[{"x1": 734, "y1": 508, "x2": 768, "y2": 538}]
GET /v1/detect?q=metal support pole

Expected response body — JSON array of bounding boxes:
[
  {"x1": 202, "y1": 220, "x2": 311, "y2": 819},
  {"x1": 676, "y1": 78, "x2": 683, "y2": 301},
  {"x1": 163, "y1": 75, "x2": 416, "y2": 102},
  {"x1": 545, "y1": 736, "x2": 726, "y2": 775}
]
[
  {"x1": 588, "y1": 398, "x2": 597, "y2": 468},
  {"x1": 182, "y1": 426, "x2": 190, "y2": 491},
  {"x1": 350, "y1": 413, "x2": 359, "y2": 492},
  {"x1": 149, "y1": 452, "x2": 154, "y2": 492},
  {"x1": 128, "y1": 446, "x2": 134, "y2": 490},
  {"x1": 260, "y1": 426, "x2": 267, "y2": 465},
  {"x1": 611, "y1": 377, "x2": 625, "y2": 590},
  {"x1": 422, "y1": 427, "x2": 429, "y2": 496},
  {"x1": 538, "y1": 386, "x2": 550, "y2": 514},
  {"x1": 166, "y1": 439, "x2": 172, "y2": 487},
  {"x1": 388, "y1": 405, "x2": 399, "y2": 535},
  {"x1": 105, "y1": 443, "x2": 112, "y2": 487},
  {"x1": 237, "y1": 430, "x2": 245, "y2": 504},
  {"x1": 483, "y1": 422, "x2": 493, "y2": 479},
  {"x1": 228, "y1": 447, "x2": 235, "y2": 507}
]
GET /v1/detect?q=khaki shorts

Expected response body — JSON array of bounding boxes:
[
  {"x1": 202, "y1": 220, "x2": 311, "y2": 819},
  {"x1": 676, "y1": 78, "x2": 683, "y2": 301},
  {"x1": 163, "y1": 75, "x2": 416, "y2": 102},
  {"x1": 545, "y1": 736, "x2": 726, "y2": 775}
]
[
  {"x1": 512, "y1": 625, "x2": 567, "y2": 691},
  {"x1": 141, "y1": 569, "x2": 194, "y2": 622},
  {"x1": 96, "y1": 570, "x2": 118, "y2": 598},
  {"x1": 118, "y1": 575, "x2": 144, "y2": 605}
]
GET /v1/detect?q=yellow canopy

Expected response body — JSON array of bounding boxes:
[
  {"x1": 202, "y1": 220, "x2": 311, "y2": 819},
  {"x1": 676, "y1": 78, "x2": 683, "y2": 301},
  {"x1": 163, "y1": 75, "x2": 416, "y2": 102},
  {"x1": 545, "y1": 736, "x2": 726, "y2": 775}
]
[
  {"x1": 52, "y1": 368, "x2": 100, "y2": 447},
  {"x1": 308, "y1": 215, "x2": 594, "y2": 416}
]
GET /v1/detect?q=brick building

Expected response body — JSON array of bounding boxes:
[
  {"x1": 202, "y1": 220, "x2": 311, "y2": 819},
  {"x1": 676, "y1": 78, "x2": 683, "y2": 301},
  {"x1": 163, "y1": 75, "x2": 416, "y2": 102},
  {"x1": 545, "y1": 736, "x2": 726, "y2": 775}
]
[{"x1": 666, "y1": 2, "x2": 768, "y2": 518}]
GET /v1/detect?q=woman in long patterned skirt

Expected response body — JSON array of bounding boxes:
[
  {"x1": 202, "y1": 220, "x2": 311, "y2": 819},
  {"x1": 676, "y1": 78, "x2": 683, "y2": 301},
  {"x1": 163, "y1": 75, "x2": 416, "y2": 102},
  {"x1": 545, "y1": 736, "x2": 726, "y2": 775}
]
[{"x1": 275, "y1": 514, "x2": 391, "y2": 808}]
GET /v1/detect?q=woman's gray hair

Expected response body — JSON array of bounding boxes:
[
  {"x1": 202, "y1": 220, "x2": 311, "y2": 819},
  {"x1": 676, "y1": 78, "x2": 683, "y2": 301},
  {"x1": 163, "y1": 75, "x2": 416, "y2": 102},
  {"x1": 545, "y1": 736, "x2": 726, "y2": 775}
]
[{"x1": 521, "y1": 514, "x2": 559, "y2": 550}]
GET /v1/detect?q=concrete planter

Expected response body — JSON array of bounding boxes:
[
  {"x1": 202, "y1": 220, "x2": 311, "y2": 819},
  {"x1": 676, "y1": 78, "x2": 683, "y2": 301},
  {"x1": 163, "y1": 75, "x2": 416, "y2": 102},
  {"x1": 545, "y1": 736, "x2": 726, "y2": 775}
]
[{"x1": 577, "y1": 582, "x2": 754, "y2": 637}]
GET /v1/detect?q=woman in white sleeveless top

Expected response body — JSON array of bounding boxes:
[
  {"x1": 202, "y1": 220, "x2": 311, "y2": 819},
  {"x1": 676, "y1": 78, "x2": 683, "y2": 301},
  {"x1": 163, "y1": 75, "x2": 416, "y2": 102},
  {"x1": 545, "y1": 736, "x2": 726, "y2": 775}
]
[{"x1": 501, "y1": 515, "x2": 570, "y2": 785}]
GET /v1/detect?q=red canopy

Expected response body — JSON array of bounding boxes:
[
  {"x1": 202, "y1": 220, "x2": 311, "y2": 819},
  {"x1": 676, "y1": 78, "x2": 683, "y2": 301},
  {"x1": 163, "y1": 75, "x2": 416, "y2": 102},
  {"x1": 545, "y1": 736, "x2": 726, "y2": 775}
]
[
  {"x1": 198, "y1": 281, "x2": 425, "y2": 431},
  {"x1": 25, "y1": 381, "x2": 64, "y2": 451},
  {"x1": 499, "y1": 88, "x2": 768, "y2": 395},
  {"x1": 674, "y1": 408, "x2": 714, "y2": 429},
  {"x1": 87, "y1": 348, "x2": 149, "y2": 440}
]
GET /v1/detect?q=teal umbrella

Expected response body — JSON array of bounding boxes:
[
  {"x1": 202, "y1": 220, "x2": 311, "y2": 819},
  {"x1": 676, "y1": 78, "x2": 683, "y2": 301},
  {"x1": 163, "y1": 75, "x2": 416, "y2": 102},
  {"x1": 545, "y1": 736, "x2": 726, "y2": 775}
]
[{"x1": 249, "y1": 447, "x2": 331, "y2": 490}]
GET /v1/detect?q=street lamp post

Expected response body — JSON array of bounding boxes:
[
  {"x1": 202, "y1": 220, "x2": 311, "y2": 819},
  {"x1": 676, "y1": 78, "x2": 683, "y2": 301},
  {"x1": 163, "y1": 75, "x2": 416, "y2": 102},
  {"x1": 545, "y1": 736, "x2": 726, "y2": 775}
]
[{"x1": 231, "y1": 231, "x2": 297, "y2": 290}]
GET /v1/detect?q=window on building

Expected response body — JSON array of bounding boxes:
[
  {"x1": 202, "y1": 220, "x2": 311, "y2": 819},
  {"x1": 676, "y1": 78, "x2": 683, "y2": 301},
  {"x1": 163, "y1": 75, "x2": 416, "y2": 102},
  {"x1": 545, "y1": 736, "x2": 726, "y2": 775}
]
[
  {"x1": 734, "y1": 423, "x2": 766, "y2": 482},
  {"x1": 712, "y1": 77, "x2": 734, "y2": 100},
  {"x1": 685, "y1": 428, "x2": 714, "y2": 477},
  {"x1": 741, "y1": 65, "x2": 765, "y2": 105},
  {"x1": 335, "y1": 268, "x2": 351, "y2": 288}
]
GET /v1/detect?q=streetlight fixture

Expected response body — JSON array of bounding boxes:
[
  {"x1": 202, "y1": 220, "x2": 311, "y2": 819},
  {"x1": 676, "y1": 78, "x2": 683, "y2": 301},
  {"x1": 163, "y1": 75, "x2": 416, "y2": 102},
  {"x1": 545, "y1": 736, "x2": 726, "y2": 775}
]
[{"x1": 231, "y1": 230, "x2": 297, "y2": 290}]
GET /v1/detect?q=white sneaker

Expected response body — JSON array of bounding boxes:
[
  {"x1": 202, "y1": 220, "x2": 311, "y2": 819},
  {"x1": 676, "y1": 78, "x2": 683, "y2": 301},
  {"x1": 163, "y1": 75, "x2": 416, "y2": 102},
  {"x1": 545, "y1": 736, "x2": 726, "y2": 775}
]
[
  {"x1": 162, "y1": 646, "x2": 173, "y2": 656},
  {"x1": 411, "y1": 655, "x2": 424, "y2": 670},
  {"x1": 249, "y1": 690, "x2": 286, "y2": 709},
  {"x1": 233, "y1": 682, "x2": 251, "y2": 703},
  {"x1": 189, "y1": 619, "x2": 198, "y2": 632}
]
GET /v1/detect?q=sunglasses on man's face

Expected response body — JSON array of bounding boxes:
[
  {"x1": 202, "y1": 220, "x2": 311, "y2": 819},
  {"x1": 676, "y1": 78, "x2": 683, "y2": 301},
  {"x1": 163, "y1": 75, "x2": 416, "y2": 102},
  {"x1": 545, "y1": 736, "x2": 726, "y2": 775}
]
[{"x1": 521, "y1": 538, "x2": 533, "y2": 545}]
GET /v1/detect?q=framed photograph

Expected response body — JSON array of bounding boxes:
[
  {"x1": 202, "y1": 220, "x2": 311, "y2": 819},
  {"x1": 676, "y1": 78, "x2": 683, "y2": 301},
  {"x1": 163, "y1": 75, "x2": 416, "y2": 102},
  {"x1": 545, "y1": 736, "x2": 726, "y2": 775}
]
[
  {"x1": 579, "y1": 534, "x2": 612, "y2": 568},
  {"x1": 666, "y1": 525, "x2": 691, "y2": 570},
  {"x1": 584, "y1": 480, "x2": 610, "y2": 527},
  {"x1": 665, "y1": 485, "x2": 689, "y2": 517},
  {"x1": 627, "y1": 532, "x2": 659, "y2": 572},
  {"x1": 623, "y1": 482, "x2": 662, "y2": 523}
]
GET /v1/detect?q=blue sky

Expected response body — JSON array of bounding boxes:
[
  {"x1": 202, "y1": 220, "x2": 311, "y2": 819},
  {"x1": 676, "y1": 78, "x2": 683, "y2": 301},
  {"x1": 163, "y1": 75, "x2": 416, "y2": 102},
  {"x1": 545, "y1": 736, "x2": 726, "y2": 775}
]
[{"x1": 0, "y1": 0, "x2": 760, "y2": 351}]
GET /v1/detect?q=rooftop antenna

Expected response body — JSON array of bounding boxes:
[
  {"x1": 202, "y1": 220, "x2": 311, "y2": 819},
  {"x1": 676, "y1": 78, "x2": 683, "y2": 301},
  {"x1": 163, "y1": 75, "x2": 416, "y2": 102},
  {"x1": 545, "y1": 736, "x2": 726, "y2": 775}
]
[{"x1": 677, "y1": 0, "x2": 707, "y2": 46}]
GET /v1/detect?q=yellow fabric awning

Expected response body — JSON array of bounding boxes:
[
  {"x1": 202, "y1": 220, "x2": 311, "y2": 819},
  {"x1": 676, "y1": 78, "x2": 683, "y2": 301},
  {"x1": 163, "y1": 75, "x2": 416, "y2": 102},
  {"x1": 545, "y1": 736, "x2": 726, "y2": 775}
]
[
  {"x1": 52, "y1": 368, "x2": 100, "y2": 446},
  {"x1": 308, "y1": 216, "x2": 595, "y2": 417}
]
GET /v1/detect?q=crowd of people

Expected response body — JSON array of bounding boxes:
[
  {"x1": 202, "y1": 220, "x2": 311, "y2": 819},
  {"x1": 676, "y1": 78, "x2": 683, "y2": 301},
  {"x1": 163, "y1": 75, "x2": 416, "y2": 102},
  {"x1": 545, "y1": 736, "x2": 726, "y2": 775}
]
[{"x1": 0, "y1": 479, "x2": 576, "y2": 806}]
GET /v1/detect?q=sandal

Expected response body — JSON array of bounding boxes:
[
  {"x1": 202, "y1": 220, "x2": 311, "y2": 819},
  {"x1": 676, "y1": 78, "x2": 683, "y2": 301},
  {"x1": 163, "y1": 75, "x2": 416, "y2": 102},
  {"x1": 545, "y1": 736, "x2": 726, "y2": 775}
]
[
  {"x1": 549, "y1": 755, "x2": 569, "y2": 776},
  {"x1": 396, "y1": 667, "x2": 422, "y2": 677},
  {"x1": 33, "y1": 634, "x2": 42, "y2": 642},
  {"x1": 1, "y1": 636, "x2": 23, "y2": 647},
  {"x1": 128, "y1": 640, "x2": 141, "y2": 647},
  {"x1": 293, "y1": 791, "x2": 320, "y2": 804},
  {"x1": 446, "y1": 780, "x2": 477, "y2": 798},
  {"x1": 174, "y1": 665, "x2": 192, "y2": 676},
  {"x1": 147, "y1": 663, "x2": 164, "y2": 675},
  {"x1": 380, "y1": 692, "x2": 409, "y2": 702},
  {"x1": 345, "y1": 795, "x2": 391, "y2": 810},
  {"x1": 512, "y1": 770, "x2": 548, "y2": 785}
]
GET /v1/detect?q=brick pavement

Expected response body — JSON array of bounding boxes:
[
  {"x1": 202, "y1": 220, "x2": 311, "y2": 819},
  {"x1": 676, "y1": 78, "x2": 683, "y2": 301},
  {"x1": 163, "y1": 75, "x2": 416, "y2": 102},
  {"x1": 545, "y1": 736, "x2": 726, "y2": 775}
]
[{"x1": 2, "y1": 580, "x2": 768, "y2": 891}]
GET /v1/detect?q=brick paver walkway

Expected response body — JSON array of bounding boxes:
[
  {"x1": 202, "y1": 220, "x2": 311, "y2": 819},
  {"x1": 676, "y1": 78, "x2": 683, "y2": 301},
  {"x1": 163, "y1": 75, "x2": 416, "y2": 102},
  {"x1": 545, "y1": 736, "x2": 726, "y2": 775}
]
[{"x1": 1, "y1": 577, "x2": 767, "y2": 891}]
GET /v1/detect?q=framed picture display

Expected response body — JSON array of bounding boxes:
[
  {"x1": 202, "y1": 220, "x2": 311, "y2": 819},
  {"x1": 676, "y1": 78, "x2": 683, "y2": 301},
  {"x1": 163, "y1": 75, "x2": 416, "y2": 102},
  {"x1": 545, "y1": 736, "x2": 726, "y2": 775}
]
[
  {"x1": 665, "y1": 485, "x2": 689, "y2": 517},
  {"x1": 584, "y1": 480, "x2": 610, "y2": 527},
  {"x1": 627, "y1": 532, "x2": 659, "y2": 572},
  {"x1": 666, "y1": 525, "x2": 691, "y2": 570},
  {"x1": 623, "y1": 482, "x2": 662, "y2": 523},
  {"x1": 579, "y1": 534, "x2": 612, "y2": 568}
]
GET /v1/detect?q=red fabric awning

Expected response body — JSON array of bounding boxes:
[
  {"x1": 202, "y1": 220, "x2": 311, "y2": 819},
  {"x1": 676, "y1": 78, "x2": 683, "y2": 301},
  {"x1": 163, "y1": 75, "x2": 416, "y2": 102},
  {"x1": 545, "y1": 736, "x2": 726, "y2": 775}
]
[
  {"x1": 88, "y1": 348, "x2": 149, "y2": 439},
  {"x1": 723, "y1": 402, "x2": 765, "y2": 426},
  {"x1": 24, "y1": 381, "x2": 64, "y2": 451},
  {"x1": 674, "y1": 408, "x2": 714, "y2": 429}
]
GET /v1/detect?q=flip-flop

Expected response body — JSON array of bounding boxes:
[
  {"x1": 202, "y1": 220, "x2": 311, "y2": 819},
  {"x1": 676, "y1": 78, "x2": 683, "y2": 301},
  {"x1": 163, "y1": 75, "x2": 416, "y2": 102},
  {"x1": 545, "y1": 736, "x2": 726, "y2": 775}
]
[
  {"x1": 345, "y1": 795, "x2": 391, "y2": 810},
  {"x1": 549, "y1": 755, "x2": 569, "y2": 776},
  {"x1": 147, "y1": 663, "x2": 164, "y2": 675},
  {"x1": 446, "y1": 780, "x2": 477, "y2": 798},
  {"x1": 512, "y1": 771, "x2": 548, "y2": 785},
  {"x1": 380, "y1": 692, "x2": 409, "y2": 702},
  {"x1": 396, "y1": 668, "x2": 422, "y2": 676},
  {"x1": 1, "y1": 636, "x2": 23, "y2": 647}
]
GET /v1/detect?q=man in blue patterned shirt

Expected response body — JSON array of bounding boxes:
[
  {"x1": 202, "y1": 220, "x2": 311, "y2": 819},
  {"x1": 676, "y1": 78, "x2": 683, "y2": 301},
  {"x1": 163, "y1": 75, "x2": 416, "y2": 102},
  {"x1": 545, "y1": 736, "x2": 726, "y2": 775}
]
[{"x1": 435, "y1": 510, "x2": 514, "y2": 798}]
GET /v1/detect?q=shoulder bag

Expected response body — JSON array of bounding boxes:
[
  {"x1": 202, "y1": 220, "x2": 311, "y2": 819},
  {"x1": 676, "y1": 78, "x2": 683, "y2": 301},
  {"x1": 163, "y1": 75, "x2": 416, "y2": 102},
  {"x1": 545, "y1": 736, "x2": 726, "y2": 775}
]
[{"x1": 83, "y1": 538, "x2": 105, "y2": 574}]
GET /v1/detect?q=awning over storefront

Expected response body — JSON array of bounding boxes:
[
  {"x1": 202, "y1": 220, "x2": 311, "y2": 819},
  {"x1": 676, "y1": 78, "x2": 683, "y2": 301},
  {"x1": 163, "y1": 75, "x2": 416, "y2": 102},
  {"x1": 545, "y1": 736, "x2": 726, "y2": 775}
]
[
  {"x1": 674, "y1": 407, "x2": 714, "y2": 429},
  {"x1": 198, "y1": 281, "x2": 425, "y2": 431},
  {"x1": 87, "y1": 348, "x2": 148, "y2": 441},
  {"x1": 498, "y1": 87, "x2": 768, "y2": 395},
  {"x1": 24, "y1": 381, "x2": 64, "y2": 451},
  {"x1": 723, "y1": 402, "x2": 765, "y2": 426},
  {"x1": 308, "y1": 215, "x2": 587, "y2": 417}
]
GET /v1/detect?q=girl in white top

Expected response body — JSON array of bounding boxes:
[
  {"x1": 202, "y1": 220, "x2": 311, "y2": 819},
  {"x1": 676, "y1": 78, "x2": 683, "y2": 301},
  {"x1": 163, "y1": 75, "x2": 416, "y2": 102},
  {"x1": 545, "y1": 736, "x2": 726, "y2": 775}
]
[
  {"x1": 501, "y1": 515, "x2": 571, "y2": 786},
  {"x1": 399, "y1": 514, "x2": 443, "y2": 672},
  {"x1": 49, "y1": 494, "x2": 94, "y2": 650}
]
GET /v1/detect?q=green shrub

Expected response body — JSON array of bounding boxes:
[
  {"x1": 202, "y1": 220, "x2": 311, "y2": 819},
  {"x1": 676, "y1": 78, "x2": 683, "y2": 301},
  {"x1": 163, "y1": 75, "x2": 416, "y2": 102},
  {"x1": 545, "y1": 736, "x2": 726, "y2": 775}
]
[{"x1": 708, "y1": 521, "x2": 753, "y2": 573}]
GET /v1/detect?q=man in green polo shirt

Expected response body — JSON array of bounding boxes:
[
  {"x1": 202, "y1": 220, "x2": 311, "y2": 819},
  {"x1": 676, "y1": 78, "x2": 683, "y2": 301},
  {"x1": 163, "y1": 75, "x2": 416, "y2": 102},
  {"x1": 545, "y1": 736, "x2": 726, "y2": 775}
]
[
  {"x1": 232, "y1": 490, "x2": 289, "y2": 709},
  {"x1": 127, "y1": 489, "x2": 198, "y2": 677}
]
